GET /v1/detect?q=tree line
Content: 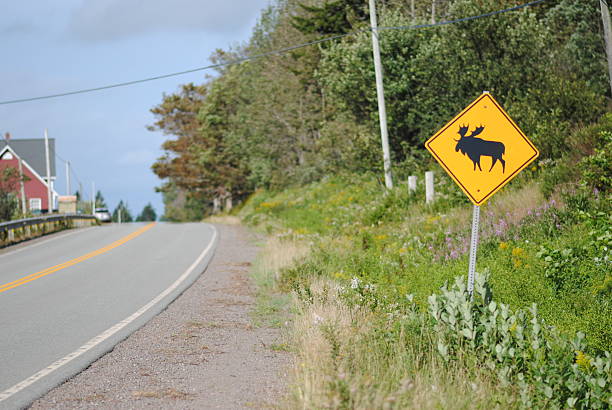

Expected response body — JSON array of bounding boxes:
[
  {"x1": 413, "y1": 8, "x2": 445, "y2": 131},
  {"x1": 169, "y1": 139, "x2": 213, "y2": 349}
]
[
  {"x1": 149, "y1": 0, "x2": 609, "y2": 221},
  {"x1": 83, "y1": 191, "x2": 157, "y2": 222}
]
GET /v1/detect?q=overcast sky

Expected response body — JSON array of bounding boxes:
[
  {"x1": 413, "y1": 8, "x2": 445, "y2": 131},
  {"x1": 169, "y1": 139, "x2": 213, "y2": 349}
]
[{"x1": 0, "y1": 0, "x2": 269, "y2": 218}]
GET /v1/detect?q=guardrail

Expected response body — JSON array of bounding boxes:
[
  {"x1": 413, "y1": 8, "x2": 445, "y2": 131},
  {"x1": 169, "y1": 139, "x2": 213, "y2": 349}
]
[{"x1": 0, "y1": 214, "x2": 98, "y2": 247}]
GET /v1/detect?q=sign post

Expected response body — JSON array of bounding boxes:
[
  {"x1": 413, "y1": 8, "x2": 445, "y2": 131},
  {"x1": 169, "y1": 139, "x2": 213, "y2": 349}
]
[{"x1": 425, "y1": 92, "x2": 539, "y2": 295}]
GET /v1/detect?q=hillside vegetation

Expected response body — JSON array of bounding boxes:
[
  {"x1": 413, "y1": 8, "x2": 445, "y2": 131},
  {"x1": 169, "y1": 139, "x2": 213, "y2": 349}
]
[{"x1": 239, "y1": 115, "x2": 611, "y2": 408}]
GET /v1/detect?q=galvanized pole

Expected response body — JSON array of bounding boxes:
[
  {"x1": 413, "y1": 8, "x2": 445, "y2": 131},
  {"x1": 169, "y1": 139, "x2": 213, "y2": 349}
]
[
  {"x1": 44, "y1": 129, "x2": 53, "y2": 213},
  {"x1": 368, "y1": 0, "x2": 393, "y2": 189},
  {"x1": 601, "y1": 0, "x2": 612, "y2": 93},
  {"x1": 467, "y1": 204, "x2": 480, "y2": 295},
  {"x1": 91, "y1": 181, "x2": 95, "y2": 215},
  {"x1": 467, "y1": 90, "x2": 491, "y2": 296}
]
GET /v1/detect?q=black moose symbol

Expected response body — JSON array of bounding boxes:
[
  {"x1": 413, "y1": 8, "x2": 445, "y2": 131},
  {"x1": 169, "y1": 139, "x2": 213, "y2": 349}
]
[{"x1": 455, "y1": 125, "x2": 506, "y2": 173}]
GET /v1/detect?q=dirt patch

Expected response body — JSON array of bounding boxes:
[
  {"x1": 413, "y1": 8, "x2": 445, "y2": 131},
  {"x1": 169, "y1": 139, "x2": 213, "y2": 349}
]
[{"x1": 29, "y1": 224, "x2": 290, "y2": 409}]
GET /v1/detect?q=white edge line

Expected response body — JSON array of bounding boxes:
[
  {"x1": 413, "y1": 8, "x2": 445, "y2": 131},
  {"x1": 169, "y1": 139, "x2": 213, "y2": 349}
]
[{"x1": 0, "y1": 224, "x2": 218, "y2": 402}]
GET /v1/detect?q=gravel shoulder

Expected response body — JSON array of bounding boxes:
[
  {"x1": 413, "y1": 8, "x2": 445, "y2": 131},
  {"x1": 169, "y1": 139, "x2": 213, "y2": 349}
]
[{"x1": 30, "y1": 224, "x2": 290, "y2": 409}]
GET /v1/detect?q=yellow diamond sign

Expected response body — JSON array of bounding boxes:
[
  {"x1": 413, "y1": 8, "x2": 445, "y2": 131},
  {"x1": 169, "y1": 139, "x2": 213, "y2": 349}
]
[{"x1": 425, "y1": 93, "x2": 539, "y2": 205}]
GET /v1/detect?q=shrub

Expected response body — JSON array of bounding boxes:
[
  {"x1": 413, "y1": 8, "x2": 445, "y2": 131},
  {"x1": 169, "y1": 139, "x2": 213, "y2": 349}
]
[{"x1": 428, "y1": 273, "x2": 611, "y2": 408}]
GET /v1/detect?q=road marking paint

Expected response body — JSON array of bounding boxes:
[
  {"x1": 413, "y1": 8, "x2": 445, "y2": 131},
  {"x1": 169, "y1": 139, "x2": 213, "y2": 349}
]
[
  {"x1": 0, "y1": 223, "x2": 155, "y2": 294},
  {"x1": 0, "y1": 224, "x2": 218, "y2": 403}
]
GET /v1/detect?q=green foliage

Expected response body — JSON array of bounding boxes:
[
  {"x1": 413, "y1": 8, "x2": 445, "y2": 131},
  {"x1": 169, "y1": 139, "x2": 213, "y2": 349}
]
[
  {"x1": 241, "y1": 166, "x2": 612, "y2": 349},
  {"x1": 112, "y1": 200, "x2": 133, "y2": 223},
  {"x1": 542, "y1": 114, "x2": 612, "y2": 198},
  {"x1": 536, "y1": 245, "x2": 581, "y2": 291},
  {"x1": 95, "y1": 190, "x2": 107, "y2": 208},
  {"x1": 0, "y1": 167, "x2": 22, "y2": 222},
  {"x1": 151, "y1": 0, "x2": 609, "y2": 222},
  {"x1": 580, "y1": 131, "x2": 612, "y2": 193},
  {"x1": 136, "y1": 203, "x2": 157, "y2": 222},
  {"x1": 429, "y1": 273, "x2": 611, "y2": 408},
  {"x1": 291, "y1": 0, "x2": 367, "y2": 36}
]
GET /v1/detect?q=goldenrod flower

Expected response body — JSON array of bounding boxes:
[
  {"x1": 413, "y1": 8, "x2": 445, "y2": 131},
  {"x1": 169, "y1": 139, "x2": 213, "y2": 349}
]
[{"x1": 575, "y1": 351, "x2": 592, "y2": 371}]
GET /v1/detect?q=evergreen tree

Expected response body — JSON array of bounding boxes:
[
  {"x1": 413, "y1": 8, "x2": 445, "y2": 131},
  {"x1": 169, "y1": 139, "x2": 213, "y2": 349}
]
[
  {"x1": 136, "y1": 203, "x2": 157, "y2": 222},
  {"x1": 95, "y1": 190, "x2": 107, "y2": 208},
  {"x1": 112, "y1": 200, "x2": 133, "y2": 222}
]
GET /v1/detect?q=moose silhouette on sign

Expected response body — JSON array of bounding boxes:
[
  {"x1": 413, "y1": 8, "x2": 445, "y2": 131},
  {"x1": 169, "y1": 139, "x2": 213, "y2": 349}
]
[{"x1": 455, "y1": 124, "x2": 506, "y2": 173}]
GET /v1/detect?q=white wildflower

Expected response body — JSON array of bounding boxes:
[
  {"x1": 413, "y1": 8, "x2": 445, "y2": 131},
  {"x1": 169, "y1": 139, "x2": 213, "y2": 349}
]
[
  {"x1": 313, "y1": 313, "x2": 324, "y2": 325},
  {"x1": 351, "y1": 277, "x2": 360, "y2": 289}
]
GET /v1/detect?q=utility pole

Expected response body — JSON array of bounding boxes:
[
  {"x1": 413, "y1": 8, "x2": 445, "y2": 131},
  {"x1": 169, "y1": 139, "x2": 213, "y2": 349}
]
[
  {"x1": 431, "y1": 0, "x2": 436, "y2": 24},
  {"x1": 601, "y1": 0, "x2": 612, "y2": 94},
  {"x1": 65, "y1": 161, "x2": 71, "y2": 196},
  {"x1": 91, "y1": 181, "x2": 95, "y2": 214},
  {"x1": 44, "y1": 129, "x2": 53, "y2": 213},
  {"x1": 368, "y1": 0, "x2": 394, "y2": 189}
]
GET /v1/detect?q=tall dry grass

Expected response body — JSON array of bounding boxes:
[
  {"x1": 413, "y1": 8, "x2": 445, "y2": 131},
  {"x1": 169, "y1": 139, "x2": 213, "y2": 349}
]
[
  {"x1": 254, "y1": 235, "x2": 310, "y2": 283},
  {"x1": 290, "y1": 278, "x2": 519, "y2": 409},
  {"x1": 205, "y1": 215, "x2": 242, "y2": 225},
  {"x1": 250, "y1": 235, "x2": 310, "y2": 330}
]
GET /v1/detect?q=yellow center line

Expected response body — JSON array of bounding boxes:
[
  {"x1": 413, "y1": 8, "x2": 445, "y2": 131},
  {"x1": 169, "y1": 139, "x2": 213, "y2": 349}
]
[{"x1": 0, "y1": 223, "x2": 156, "y2": 294}]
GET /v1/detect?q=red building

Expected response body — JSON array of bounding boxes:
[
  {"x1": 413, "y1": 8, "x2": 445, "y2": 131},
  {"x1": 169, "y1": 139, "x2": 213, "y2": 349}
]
[{"x1": 0, "y1": 141, "x2": 58, "y2": 213}]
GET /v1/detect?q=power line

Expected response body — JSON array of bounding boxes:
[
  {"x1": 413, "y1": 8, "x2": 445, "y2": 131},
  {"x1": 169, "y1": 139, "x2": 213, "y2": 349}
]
[{"x1": 0, "y1": 0, "x2": 549, "y2": 106}]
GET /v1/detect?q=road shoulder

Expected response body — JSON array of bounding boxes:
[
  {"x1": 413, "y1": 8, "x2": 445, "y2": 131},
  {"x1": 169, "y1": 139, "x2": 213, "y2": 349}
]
[{"x1": 30, "y1": 223, "x2": 290, "y2": 409}]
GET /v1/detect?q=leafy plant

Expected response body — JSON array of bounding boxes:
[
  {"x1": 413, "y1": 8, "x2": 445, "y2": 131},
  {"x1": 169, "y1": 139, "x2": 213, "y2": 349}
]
[{"x1": 429, "y1": 273, "x2": 611, "y2": 408}]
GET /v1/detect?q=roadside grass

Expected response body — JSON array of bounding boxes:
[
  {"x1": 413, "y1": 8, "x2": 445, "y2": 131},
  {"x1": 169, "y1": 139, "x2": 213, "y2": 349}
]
[
  {"x1": 236, "y1": 117, "x2": 611, "y2": 407},
  {"x1": 290, "y1": 278, "x2": 519, "y2": 409},
  {"x1": 205, "y1": 214, "x2": 242, "y2": 225},
  {"x1": 239, "y1": 165, "x2": 610, "y2": 407},
  {"x1": 249, "y1": 234, "x2": 309, "y2": 328}
]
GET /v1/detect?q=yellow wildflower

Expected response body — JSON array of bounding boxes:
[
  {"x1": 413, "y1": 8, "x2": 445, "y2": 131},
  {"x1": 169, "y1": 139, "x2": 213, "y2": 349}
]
[
  {"x1": 575, "y1": 351, "x2": 592, "y2": 371},
  {"x1": 374, "y1": 234, "x2": 388, "y2": 241},
  {"x1": 512, "y1": 247, "x2": 524, "y2": 257},
  {"x1": 399, "y1": 248, "x2": 408, "y2": 254},
  {"x1": 499, "y1": 242, "x2": 509, "y2": 250}
]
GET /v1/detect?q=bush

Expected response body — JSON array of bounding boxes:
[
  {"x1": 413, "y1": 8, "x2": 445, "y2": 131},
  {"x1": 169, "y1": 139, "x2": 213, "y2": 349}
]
[{"x1": 429, "y1": 273, "x2": 611, "y2": 408}]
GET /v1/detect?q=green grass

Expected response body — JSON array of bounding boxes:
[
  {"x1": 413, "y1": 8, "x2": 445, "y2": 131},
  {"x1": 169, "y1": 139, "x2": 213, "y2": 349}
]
[
  {"x1": 237, "y1": 117, "x2": 612, "y2": 408},
  {"x1": 241, "y1": 172, "x2": 610, "y2": 354}
]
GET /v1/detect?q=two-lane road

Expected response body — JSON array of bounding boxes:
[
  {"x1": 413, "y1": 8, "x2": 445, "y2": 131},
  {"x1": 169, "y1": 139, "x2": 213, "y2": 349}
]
[{"x1": 0, "y1": 222, "x2": 217, "y2": 409}]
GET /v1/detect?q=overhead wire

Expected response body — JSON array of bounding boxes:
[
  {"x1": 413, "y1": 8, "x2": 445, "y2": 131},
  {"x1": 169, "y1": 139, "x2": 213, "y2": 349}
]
[{"x1": 0, "y1": 0, "x2": 550, "y2": 106}]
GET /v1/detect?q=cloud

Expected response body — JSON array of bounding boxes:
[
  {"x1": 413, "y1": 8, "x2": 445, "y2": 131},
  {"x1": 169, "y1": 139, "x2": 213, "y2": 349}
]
[{"x1": 69, "y1": 0, "x2": 268, "y2": 42}]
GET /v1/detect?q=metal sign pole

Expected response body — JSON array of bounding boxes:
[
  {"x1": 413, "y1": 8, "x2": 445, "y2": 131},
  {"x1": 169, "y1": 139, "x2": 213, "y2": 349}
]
[{"x1": 467, "y1": 204, "x2": 480, "y2": 296}]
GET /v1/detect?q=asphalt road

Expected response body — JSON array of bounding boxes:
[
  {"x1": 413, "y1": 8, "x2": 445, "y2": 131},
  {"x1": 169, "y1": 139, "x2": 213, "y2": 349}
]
[{"x1": 0, "y1": 222, "x2": 217, "y2": 409}]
